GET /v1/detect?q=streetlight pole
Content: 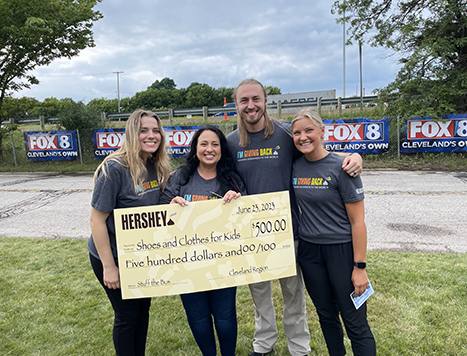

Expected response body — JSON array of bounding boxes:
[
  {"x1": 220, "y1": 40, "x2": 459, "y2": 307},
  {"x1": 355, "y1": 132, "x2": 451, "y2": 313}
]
[{"x1": 113, "y1": 71, "x2": 123, "y2": 113}]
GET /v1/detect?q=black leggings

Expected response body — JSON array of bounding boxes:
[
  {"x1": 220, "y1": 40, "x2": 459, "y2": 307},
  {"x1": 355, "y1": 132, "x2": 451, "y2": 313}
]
[
  {"x1": 298, "y1": 241, "x2": 376, "y2": 356},
  {"x1": 90, "y1": 254, "x2": 151, "y2": 356}
]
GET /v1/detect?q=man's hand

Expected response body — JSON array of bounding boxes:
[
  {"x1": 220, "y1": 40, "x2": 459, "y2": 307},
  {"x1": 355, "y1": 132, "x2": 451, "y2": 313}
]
[{"x1": 342, "y1": 153, "x2": 363, "y2": 177}]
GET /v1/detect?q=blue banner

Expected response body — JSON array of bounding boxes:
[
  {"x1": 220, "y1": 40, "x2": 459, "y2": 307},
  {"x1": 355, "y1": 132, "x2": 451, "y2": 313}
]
[
  {"x1": 164, "y1": 126, "x2": 203, "y2": 157},
  {"x1": 92, "y1": 128, "x2": 126, "y2": 159},
  {"x1": 91, "y1": 126, "x2": 205, "y2": 159},
  {"x1": 400, "y1": 114, "x2": 467, "y2": 153},
  {"x1": 24, "y1": 130, "x2": 79, "y2": 161},
  {"x1": 322, "y1": 117, "x2": 390, "y2": 155}
]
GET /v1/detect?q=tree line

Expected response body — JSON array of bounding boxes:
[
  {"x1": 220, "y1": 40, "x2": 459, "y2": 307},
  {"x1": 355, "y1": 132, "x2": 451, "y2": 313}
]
[{"x1": 0, "y1": 77, "x2": 282, "y2": 123}]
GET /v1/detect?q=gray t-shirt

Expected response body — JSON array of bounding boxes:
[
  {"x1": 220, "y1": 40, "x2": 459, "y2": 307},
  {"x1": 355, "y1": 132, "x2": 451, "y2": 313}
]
[
  {"x1": 292, "y1": 153, "x2": 364, "y2": 244},
  {"x1": 227, "y1": 121, "x2": 301, "y2": 236},
  {"x1": 161, "y1": 169, "x2": 222, "y2": 203},
  {"x1": 88, "y1": 159, "x2": 161, "y2": 259},
  {"x1": 226, "y1": 120, "x2": 299, "y2": 195}
]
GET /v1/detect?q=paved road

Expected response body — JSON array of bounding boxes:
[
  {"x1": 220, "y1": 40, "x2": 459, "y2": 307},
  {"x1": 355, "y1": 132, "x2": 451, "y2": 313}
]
[{"x1": 0, "y1": 171, "x2": 466, "y2": 252}]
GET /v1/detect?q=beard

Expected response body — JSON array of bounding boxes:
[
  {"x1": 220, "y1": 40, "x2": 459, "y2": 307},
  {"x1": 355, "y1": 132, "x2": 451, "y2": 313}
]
[{"x1": 240, "y1": 108, "x2": 265, "y2": 127}]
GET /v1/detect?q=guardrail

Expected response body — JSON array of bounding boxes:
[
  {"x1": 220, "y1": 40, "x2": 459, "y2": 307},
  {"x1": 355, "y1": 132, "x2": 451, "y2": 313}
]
[
  {"x1": 106, "y1": 95, "x2": 379, "y2": 122},
  {"x1": 0, "y1": 95, "x2": 379, "y2": 124},
  {"x1": 0, "y1": 116, "x2": 60, "y2": 126}
]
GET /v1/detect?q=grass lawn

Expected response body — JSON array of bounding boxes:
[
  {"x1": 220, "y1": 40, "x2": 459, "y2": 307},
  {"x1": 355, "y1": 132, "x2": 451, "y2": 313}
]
[{"x1": 0, "y1": 238, "x2": 466, "y2": 355}]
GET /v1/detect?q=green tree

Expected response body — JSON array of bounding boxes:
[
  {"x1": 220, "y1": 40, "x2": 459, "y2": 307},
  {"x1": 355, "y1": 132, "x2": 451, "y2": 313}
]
[
  {"x1": 214, "y1": 87, "x2": 234, "y2": 105},
  {"x1": 148, "y1": 77, "x2": 177, "y2": 90},
  {"x1": 33, "y1": 97, "x2": 63, "y2": 118},
  {"x1": 0, "y1": 0, "x2": 102, "y2": 114},
  {"x1": 87, "y1": 98, "x2": 119, "y2": 114},
  {"x1": 131, "y1": 88, "x2": 183, "y2": 110},
  {"x1": 58, "y1": 101, "x2": 100, "y2": 130},
  {"x1": 57, "y1": 100, "x2": 99, "y2": 160},
  {"x1": 333, "y1": 0, "x2": 467, "y2": 117},
  {"x1": 0, "y1": 96, "x2": 39, "y2": 119},
  {"x1": 265, "y1": 86, "x2": 281, "y2": 95},
  {"x1": 184, "y1": 82, "x2": 217, "y2": 108},
  {"x1": 0, "y1": 0, "x2": 101, "y2": 158}
]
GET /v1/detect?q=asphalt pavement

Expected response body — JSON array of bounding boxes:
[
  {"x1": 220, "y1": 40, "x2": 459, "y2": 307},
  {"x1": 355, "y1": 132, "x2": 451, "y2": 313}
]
[{"x1": 0, "y1": 170, "x2": 466, "y2": 252}]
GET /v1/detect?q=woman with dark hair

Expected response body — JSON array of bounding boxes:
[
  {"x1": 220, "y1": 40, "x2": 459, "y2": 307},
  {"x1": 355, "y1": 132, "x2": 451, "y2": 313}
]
[{"x1": 161, "y1": 125, "x2": 245, "y2": 356}]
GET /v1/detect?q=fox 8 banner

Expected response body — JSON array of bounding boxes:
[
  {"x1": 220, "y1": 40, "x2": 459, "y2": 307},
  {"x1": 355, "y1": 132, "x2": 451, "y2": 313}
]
[
  {"x1": 400, "y1": 114, "x2": 467, "y2": 153},
  {"x1": 92, "y1": 126, "x2": 203, "y2": 159},
  {"x1": 322, "y1": 118, "x2": 390, "y2": 155},
  {"x1": 24, "y1": 131, "x2": 79, "y2": 161},
  {"x1": 92, "y1": 128, "x2": 126, "y2": 159},
  {"x1": 164, "y1": 126, "x2": 202, "y2": 157}
]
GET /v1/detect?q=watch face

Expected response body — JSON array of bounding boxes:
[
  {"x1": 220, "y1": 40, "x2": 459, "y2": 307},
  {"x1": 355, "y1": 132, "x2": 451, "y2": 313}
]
[{"x1": 354, "y1": 262, "x2": 366, "y2": 269}]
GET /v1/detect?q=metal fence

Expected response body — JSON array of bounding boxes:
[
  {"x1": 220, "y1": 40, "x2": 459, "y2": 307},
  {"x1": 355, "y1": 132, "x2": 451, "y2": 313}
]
[
  {"x1": 0, "y1": 95, "x2": 379, "y2": 125},
  {"x1": 106, "y1": 96, "x2": 379, "y2": 122}
]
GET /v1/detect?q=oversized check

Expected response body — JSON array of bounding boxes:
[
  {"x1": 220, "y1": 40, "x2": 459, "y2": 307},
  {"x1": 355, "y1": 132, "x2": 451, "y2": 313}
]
[{"x1": 115, "y1": 191, "x2": 296, "y2": 299}]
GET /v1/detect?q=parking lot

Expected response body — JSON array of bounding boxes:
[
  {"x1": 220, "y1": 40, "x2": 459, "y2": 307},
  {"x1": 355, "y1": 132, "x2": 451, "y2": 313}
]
[{"x1": 0, "y1": 170, "x2": 466, "y2": 252}]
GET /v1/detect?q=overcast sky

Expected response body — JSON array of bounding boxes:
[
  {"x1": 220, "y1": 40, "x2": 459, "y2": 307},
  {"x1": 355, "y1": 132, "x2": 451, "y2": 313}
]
[{"x1": 16, "y1": 0, "x2": 401, "y2": 103}]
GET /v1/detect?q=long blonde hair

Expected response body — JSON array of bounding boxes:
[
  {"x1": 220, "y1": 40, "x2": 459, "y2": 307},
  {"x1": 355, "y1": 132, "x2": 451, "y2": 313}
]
[
  {"x1": 94, "y1": 109, "x2": 171, "y2": 189},
  {"x1": 233, "y1": 78, "x2": 274, "y2": 147}
]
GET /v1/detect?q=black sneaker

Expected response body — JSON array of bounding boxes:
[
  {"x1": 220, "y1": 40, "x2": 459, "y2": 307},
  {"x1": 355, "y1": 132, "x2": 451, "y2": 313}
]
[{"x1": 248, "y1": 352, "x2": 273, "y2": 356}]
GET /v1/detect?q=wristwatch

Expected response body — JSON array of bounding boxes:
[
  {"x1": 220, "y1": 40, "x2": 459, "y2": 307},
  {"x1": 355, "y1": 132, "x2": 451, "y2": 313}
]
[{"x1": 354, "y1": 261, "x2": 367, "y2": 269}]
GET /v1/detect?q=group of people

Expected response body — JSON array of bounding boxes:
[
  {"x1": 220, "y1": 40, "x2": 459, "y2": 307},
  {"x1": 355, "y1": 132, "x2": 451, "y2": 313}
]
[{"x1": 89, "y1": 78, "x2": 376, "y2": 356}]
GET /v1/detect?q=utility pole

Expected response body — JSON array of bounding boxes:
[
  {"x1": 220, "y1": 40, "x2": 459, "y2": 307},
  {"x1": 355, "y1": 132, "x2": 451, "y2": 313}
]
[
  {"x1": 342, "y1": 1, "x2": 346, "y2": 98},
  {"x1": 359, "y1": 41, "x2": 363, "y2": 110},
  {"x1": 113, "y1": 71, "x2": 123, "y2": 113}
]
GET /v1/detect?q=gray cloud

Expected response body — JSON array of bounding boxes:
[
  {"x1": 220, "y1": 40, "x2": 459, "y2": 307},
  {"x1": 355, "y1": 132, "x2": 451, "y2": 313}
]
[{"x1": 17, "y1": 0, "x2": 400, "y2": 102}]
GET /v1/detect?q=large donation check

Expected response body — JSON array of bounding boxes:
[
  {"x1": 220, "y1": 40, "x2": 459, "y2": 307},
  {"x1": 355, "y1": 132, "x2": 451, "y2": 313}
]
[{"x1": 115, "y1": 191, "x2": 296, "y2": 299}]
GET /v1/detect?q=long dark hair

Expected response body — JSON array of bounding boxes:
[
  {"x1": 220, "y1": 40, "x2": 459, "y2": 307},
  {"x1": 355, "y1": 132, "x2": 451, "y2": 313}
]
[{"x1": 179, "y1": 125, "x2": 244, "y2": 194}]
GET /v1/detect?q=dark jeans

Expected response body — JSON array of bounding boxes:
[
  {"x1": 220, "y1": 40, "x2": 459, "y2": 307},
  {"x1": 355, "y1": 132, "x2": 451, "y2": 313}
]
[
  {"x1": 298, "y1": 241, "x2": 376, "y2": 356},
  {"x1": 90, "y1": 254, "x2": 151, "y2": 356},
  {"x1": 181, "y1": 287, "x2": 237, "y2": 356}
]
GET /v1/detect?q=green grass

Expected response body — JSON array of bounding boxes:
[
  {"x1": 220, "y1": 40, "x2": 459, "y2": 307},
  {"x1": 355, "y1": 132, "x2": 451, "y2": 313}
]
[{"x1": 0, "y1": 238, "x2": 466, "y2": 355}]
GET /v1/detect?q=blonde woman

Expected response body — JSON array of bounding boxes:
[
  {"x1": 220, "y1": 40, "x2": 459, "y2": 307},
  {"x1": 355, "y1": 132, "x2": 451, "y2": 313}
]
[
  {"x1": 89, "y1": 109, "x2": 170, "y2": 356},
  {"x1": 227, "y1": 79, "x2": 363, "y2": 356},
  {"x1": 291, "y1": 109, "x2": 376, "y2": 356}
]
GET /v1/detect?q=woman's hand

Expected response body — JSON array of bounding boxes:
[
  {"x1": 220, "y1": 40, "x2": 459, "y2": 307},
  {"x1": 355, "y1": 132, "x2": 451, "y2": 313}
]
[
  {"x1": 103, "y1": 264, "x2": 120, "y2": 289},
  {"x1": 352, "y1": 268, "x2": 369, "y2": 296},
  {"x1": 223, "y1": 190, "x2": 241, "y2": 203},
  {"x1": 90, "y1": 208, "x2": 120, "y2": 289},
  {"x1": 342, "y1": 153, "x2": 363, "y2": 177},
  {"x1": 170, "y1": 196, "x2": 188, "y2": 206}
]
